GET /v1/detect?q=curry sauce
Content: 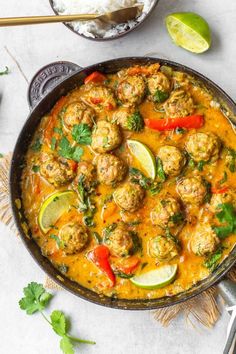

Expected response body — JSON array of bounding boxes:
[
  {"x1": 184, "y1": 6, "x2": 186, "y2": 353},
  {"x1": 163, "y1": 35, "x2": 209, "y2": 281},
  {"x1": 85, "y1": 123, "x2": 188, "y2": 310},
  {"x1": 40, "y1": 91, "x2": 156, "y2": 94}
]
[{"x1": 21, "y1": 64, "x2": 236, "y2": 299}]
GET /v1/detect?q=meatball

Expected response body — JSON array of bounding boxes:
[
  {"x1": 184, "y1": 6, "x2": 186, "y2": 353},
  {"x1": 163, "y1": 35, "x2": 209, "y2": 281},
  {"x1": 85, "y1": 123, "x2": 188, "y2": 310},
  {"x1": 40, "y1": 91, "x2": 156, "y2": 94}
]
[
  {"x1": 113, "y1": 182, "x2": 145, "y2": 212},
  {"x1": 97, "y1": 154, "x2": 127, "y2": 186},
  {"x1": 190, "y1": 223, "x2": 219, "y2": 256},
  {"x1": 151, "y1": 197, "x2": 183, "y2": 228},
  {"x1": 63, "y1": 101, "x2": 96, "y2": 129},
  {"x1": 40, "y1": 152, "x2": 76, "y2": 187},
  {"x1": 149, "y1": 235, "x2": 179, "y2": 261},
  {"x1": 72, "y1": 161, "x2": 97, "y2": 192},
  {"x1": 147, "y1": 72, "x2": 171, "y2": 102},
  {"x1": 83, "y1": 85, "x2": 116, "y2": 111},
  {"x1": 59, "y1": 223, "x2": 89, "y2": 255},
  {"x1": 112, "y1": 107, "x2": 144, "y2": 131},
  {"x1": 177, "y1": 176, "x2": 207, "y2": 205},
  {"x1": 91, "y1": 120, "x2": 122, "y2": 153},
  {"x1": 164, "y1": 89, "x2": 194, "y2": 118},
  {"x1": 117, "y1": 75, "x2": 146, "y2": 106},
  {"x1": 158, "y1": 145, "x2": 186, "y2": 177},
  {"x1": 209, "y1": 190, "x2": 236, "y2": 213},
  {"x1": 185, "y1": 132, "x2": 221, "y2": 163},
  {"x1": 104, "y1": 223, "x2": 133, "y2": 257}
]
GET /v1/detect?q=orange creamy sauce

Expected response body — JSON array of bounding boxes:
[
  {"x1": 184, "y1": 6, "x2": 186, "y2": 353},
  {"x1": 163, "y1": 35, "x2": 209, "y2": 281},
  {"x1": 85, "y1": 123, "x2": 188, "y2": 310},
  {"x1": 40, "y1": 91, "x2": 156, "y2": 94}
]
[{"x1": 21, "y1": 65, "x2": 236, "y2": 299}]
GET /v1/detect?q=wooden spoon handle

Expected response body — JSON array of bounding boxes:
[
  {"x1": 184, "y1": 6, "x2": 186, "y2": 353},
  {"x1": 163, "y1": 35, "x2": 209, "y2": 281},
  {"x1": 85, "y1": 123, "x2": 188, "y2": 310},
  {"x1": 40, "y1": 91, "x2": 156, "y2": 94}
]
[{"x1": 0, "y1": 14, "x2": 98, "y2": 27}]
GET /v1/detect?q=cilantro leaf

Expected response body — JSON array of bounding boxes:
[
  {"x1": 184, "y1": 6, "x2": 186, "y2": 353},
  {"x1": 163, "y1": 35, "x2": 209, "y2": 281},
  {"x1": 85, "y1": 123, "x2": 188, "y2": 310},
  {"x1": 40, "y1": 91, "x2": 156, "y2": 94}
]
[
  {"x1": 219, "y1": 171, "x2": 227, "y2": 185},
  {"x1": 72, "y1": 124, "x2": 92, "y2": 145},
  {"x1": 153, "y1": 89, "x2": 169, "y2": 103},
  {"x1": 32, "y1": 165, "x2": 40, "y2": 173},
  {"x1": 0, "y1": 66, "x2": 9, "y2": 76},
  {"x1": 19, "y1": 282, "x2": 52, "y2": 314},
  {"x1": 58, "y1": 136, "x2": 83, "y2": 162},
  {"x1": 51, "y1": 137, "x2": 57, "y2": 151},
  {"x1": 60, "y1": 336, "x2": 74, "y2": 354},
  {"x1": 156, "y1": 158, "x2": 166, "y2": 182},
  {"x1": 213, "y1": 203, "x2": 236, "y2": 239},
  {"x1": 126, "y1": 112, "x2": 144, "y2": 132},
  {"x1": 204, "y1": 247, "x2": 224, "y2": 271},
  {"x1": 226, "y1": 148, "x2": 236, "y2": 173},
  {"x1": 31, "y1": 137, "x2": 42, "y2": 152},
  {"x1": 51, "y1": 310, "x2": 67, "y2": 336}
]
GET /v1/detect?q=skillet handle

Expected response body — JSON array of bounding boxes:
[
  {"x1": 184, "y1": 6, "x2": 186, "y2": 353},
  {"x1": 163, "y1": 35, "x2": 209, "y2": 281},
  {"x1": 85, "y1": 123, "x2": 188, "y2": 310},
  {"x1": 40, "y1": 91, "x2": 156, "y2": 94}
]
[
  {"x1": 27, "y1": 61, "x2": 82, "y2": 109},
  {"x1": 218, "y1": 279, "x2": 236, "y2": 307}
]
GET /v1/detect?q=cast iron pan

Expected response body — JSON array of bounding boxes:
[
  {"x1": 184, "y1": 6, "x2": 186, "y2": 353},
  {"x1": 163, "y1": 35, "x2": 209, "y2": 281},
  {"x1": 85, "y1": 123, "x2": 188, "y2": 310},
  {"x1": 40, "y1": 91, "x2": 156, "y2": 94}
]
[{"x1": 10, "y1": 57, "x2": 236, "y2": 310}]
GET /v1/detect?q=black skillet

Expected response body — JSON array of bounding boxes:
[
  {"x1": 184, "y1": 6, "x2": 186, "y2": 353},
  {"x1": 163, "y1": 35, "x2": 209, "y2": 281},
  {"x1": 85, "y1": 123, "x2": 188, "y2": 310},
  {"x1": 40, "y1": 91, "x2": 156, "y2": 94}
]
[{"x1": 10, "y1": 57, "x2": 236, "y2": 310}]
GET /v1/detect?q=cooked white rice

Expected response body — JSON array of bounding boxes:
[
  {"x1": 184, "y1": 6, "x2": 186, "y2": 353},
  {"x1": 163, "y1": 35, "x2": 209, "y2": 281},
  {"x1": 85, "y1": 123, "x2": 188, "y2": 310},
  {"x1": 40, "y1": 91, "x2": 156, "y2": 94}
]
[{"x1": 52, "y1": 0, "x2": 155, "y2": 38}]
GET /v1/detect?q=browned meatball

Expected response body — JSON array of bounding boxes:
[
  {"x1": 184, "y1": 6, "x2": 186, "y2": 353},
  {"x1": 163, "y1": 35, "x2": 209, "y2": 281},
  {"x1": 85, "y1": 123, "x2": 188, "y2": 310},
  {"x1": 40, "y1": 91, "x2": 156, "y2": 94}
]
[
  {"x1": 40, "y1": 152, "x2": 76, "y2": 187},
  {"x1": 112, "y1": 107, "x2": 144, "y2": 132},
  {"x1": 185, "y1": 132, "x2": 221, "y2": 162},
  {"x1": 177, "y1": 176, "x2": 207, "y2": 205},
  {"x1": 147, "y1": 72, "x2": 171, "y2": 103},
  {"x1": 164, "y1": 89, "x2": 194, "y2": 118},
  {"x1": 59, "y1": 222, "x2": 89, "y2": 255},
  {"x1": 190, "y1": 223, "x2": 219, "y2": 256},
  {"x1": 83, "y1": 85, "x2": 117, "y2": 112},
  {"x1": 209, "y1": 190, "x2": 236, "y2": 213},
  {"x1": 103, "y1": 223, "x2": 134, "y2": 257},
  {"x1": 91, "y1": 120, "x2": 122, "y2": 153},
  {"x1": 72, "y1": 161, "x2": 97, "y2": 192},
  {"x1": 158, "y1": 145, "x2": 186, "y2": 177},
  {"x1": 97, "y1": 154, "x2": 127, "y2": 186},
  {"x1": 149, "y1": 235, "x2": 179, "y2": 261},
  {"x1": 113, "y1": 182, "x2": 145, "y2": 212},
  {"x1": 117, "y1": 75, "x2": 146, "y2": 106},
  {"x1": 151, "y1": 197, "x2": 183, "y2": 228},
  {"x1": 63, "y1": 101, "x2": 96, "y2": 129}
]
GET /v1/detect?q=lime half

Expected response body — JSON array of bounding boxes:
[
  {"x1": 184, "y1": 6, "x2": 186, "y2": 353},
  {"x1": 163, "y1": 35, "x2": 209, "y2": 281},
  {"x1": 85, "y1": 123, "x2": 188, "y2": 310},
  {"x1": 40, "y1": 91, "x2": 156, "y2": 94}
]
[
  {"x1": 127, "y1": 139, "x2": 156, "y2": 179},
  {"x1": 166, "y1": 12, "x2": 211, "y2": 53},
  {"x1": 131, "y1": 264, "x2": 177, "y2": 289},
  {"x1": 39, "y1": 190, "x2": 76, "y2": 233}
]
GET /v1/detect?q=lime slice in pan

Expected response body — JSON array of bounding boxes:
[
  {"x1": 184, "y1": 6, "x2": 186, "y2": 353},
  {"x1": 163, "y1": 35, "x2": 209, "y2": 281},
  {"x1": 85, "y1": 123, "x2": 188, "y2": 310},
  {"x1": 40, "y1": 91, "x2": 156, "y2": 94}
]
[
  {"x1": 131, "y1": 264, "x2": 178, "y2": 289},
  {"x1": 127, "y1": 139, "x2": 156, "y2": 179},
  {"x1": 39, "y1": 190, "x2": 76, "y2": 233}
]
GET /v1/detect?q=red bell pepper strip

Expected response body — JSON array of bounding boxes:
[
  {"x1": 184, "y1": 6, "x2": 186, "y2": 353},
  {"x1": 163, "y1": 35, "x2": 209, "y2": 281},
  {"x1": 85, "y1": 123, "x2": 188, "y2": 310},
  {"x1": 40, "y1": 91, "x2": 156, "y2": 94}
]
[
  {"x1": 144, "y1": 115, "x2": 204, "y2": 131},
  {"x1": 88, "y1": 245, "x2": 115, "y2": 287},
  {"x1": 84, "y1": 71, "x2": 106, "y2": 85},
  {"x1": 211, "y1": 186, "x2": 229, "y2": 194},
  {"x1": 115, "y1": 256, "x2": 140, "y2": 275}
]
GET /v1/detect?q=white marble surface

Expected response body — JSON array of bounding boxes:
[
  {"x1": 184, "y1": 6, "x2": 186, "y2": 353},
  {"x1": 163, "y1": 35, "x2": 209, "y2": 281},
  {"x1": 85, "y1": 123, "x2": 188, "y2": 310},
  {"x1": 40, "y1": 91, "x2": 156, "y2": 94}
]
[{"x1": 0, "y1": 0, "x2": 236, "y2": 353}]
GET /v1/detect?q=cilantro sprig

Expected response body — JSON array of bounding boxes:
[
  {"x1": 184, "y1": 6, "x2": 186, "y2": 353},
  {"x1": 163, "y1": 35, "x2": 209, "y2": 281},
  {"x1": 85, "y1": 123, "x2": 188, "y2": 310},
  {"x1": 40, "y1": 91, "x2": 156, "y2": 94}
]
[
  {"x1": 19, "y1": 282, "x2": 95, "y2": 354},
  {"x1": 0, "y1": 66, "x2": 9, "y2": 76},
  {"x1": 58, "y1": 136, "x2": 83, "y2": 162},
  {"x1": 72, "y1": 124, "x2": 92, "y2": 145},
  {"x1": 213, "y1": 203, "x2": 236, "y2": 239}
]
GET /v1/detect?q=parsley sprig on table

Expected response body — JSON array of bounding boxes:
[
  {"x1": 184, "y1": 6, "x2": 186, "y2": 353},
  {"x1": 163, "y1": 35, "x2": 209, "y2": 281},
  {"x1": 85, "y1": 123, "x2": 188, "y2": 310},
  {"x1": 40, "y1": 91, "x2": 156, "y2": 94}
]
[
  {"x1": 0, "y1": 66, "x2": 9, "y2": 76},
  {"x1": 19, "y1": 282, "x2": 95, "y2": 354}
]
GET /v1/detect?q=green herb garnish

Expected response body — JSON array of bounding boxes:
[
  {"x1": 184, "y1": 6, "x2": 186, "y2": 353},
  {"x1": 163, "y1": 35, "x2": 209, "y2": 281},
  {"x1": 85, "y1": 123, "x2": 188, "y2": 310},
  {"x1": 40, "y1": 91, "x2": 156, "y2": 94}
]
[
  {"x1": 0, "y1": 66, "x2": 9, "y2": 76},
  {"x1": 153, "y1": 90, "x2": 169, "y2": 103},
  {"x1": 50, "y1": 234, "x2": 62, "y2": 248},
  {"x1": 204, "y1": 246, "x2": 224, "y2": 271},
  {"x1": 54, "y1": 127, "x2": 63, "y2": 135},
  {"x1": 156, "y1": 158, "x2": 166, "y2": 182},
  {"x1": 51, "y1": 137, "x2": 57, "y2": 151},
  {"x1": 126, "y1": 112, "x2": 144, "y2": 132},
  {"x1": 92, "y1": 232, "x2": 102, "y2": 244},
  {"x1": 77, "y1": 175, "x2": 96, "y2": 227},
  {"x1": 32, "y1": 165, "x2": 40, "y2": 173},
  {"x1": 58, "y1": 136, "x2": 83, "y2": 162},
  {"x1": 203, "y1": 179, "x2": 212, "y2": 203},
  {"x1": 213, "y1": 203, "x2": 236, "y2": 239},
  {"x1": 72, "y1": 124, "x2": 92, "y2": 145},
  {"x1": 226, "y1": 148, "x2": 236, "y2": 173},
  {"x1": 197, "y1": 160, "x2": 207, "y2": 171},
  {"x1": 0, "y1": 153, "x2": 3, "y2": 158},
  {"x1": 219, "y1": 171, "x2": 228, "y2": 185},
  {"x1": 19, "y1": 282, "x2": 95, "y2": 354},
  {"x1": 31, "y1": 137, "x2": 42, "y2": 152}
]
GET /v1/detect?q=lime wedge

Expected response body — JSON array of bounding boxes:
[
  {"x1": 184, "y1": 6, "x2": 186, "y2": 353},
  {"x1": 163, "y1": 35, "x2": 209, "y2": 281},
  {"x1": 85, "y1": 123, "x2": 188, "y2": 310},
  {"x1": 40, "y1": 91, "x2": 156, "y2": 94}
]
[
  {"x1": 38, "y1": 190, "x2": 76, "y2": 233},
  {"x1": 165, "y1": 12, "x2": 211, "y2": 53},
  {"x1": 131, "y1": 264, "x2": 177, "y2": 289},
  {"x1": 127, "y1": 139, "x2": 156, "y2": 179}
]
